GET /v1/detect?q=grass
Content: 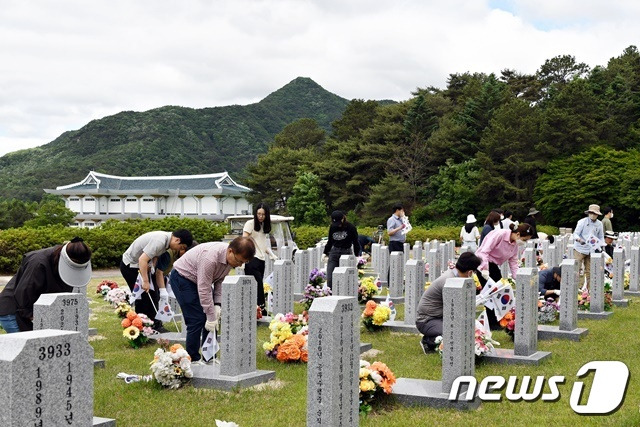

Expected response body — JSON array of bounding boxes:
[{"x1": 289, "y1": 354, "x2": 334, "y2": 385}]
[{"x1": 4, "y1": 275, "x2": 640, "y2": 426}]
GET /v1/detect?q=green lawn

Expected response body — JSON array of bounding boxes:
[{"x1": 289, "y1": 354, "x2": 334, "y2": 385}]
[{"x1": 4, "y1": 275, "x2": 640, "y2": 426}]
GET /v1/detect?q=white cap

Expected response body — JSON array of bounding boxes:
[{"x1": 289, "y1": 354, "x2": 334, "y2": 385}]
[
  {"x1": 466, "y1": 214, "x2": 477, "y2": 224},
  {"x1": 58, "y1": 243, "x2": 92, "y2": 287}
]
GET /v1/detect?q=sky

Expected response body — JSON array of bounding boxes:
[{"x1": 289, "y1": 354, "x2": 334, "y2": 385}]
[{"x1": 1, "y1": 0, "x2": 639, "y2": 157}]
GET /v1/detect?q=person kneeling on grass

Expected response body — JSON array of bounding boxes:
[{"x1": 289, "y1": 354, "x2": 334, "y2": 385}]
[
  {"x1": 169, "y1": 236, "x2": 255, "y2": 364},
  {"x1": 415, "y1": 252, "x2": 483, "y2": 353},
  {"x1": 539, "y1": 266, "x2": 562, "y2": 300}
]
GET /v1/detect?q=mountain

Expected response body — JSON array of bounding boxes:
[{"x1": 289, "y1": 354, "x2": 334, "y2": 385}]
[{"x1": 0, "y1": 77, "x2": 350, "y2": 200}]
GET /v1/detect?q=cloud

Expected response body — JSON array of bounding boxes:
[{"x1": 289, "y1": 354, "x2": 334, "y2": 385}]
[{"x1": 1, "y1": 0, "x2": 638, "y2": 156}]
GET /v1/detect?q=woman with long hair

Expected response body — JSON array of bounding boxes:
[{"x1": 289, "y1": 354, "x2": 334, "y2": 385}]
[
  {"x1": 243, "y1": 202, "x2": 277, "y2": 315},
  {"x1": 479, "y1": 210, "x2": 502, "y2": 246},
  {"x1": 0, "y1": 237, "x2": 92, "y2": 332}
]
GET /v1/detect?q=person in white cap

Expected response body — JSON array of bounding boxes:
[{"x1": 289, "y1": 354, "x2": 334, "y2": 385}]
[
  {"x1": 0, "y1": 237, "x2": 92, "y2": 332},
  {"x1": 573, "y1": 204, "x2": 604, "y2": 290},
  {"x1": 460, "y1": 214, "x2": 480, "y2": 252}
]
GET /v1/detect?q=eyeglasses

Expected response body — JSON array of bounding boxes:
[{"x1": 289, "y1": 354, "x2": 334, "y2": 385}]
[{"x1": 231, "y1": 251, "x2": 245, "y2": 266}]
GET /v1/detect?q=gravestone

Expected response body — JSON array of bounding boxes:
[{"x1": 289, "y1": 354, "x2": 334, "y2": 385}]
[
  {"x1": 555, "y1": 239, "x2": 565, "y2": 267},
  {"x1": 307, "y1": 247, "x2": 317, "y2": 271},
  {"x1": 280, "y1": 245, "x2": 293, "y2": 261},
  {"x1": 626, "y1": 246, "x2": 640, "y2": 296},
  {"x1": 538, "y1": 259, "x2": 589, "y2": 341},
  {"x1": 413, "y1": 241, "x2": 423, "y2": 261},
  {"x1": 294, "y1": 250, "x2": 311, "y2": 294},
  {"x1": 339, "y1": 254, "x2": 357, "y2": 268},
  {"x1": 33, "y1": 293, "x2": 105, "y2": 369},
  {"x1": 403, "y1": 243, "x2": 411, "y2": 267},
  {"x1": 578, "y1": 253, "x2": 613, "y2": 320},
  {"x1": 0, "y1": 329, "x2": 115, "y2": 426},
  {"x1": 307, "y1": 296, "x2": 359, "y2": 427},
  {"x1": 332, "y1": 267, "x2": 358, "y2": 298},
  {"x1": 460, "y1": 245, "x2": 471, "y2": 254},
  {"x1": 566, "y1": 244, "x2": 574, "y2": 260},
  {"x1": 378, "y1": 246, "x2": 389, "y2": 288},
  {"x1": 439, "y1": 243, "x2": 449, "y2": 275},
  {"x1": 192, "y1": 276, "x2": 275, "y2": 390},
  {"x1": 547, "y1": 245, "x2": 558, "y2": 268},
  {"x1": 235, "y1": 266, "x2": 245, "y2": 275},
  {"x1": 264, "y1": 255, "x2": 275, "y2": 279},
  {"x1": 383, "y1": 259, "x2": 423, "y2": 333},
  {"x1": 427, "y1": 249, "x2": 439, "y2": 283},
  {"x1": 389, "y1": 252, "x2": 404, "y2": 298},
  {"x1": 485, "y1": 268, "x2": 551, "y2": 365},
  {"x1": 612, "y1": 248, "x2": 629, "y2": 307},
  {"x1": 317, "y1": 243, "x2": 326, "y2": 270},
  {"x1": 623, "y1": 240, "x2": 631, "y2": 261},
  {"x1": 272, "y1": 260, "x2": 294, "y2": 316},
  {"x1": 500, "y1": 261, "x2": 510, "y2": 279},
  {"x1": 430, "y1": 239, "x2": 439, "y2": 250},
  {"x1": 447, "y1": 241, "x2": 455, "y2": 264},
  {"x1": 540, "y1": 240, "x2": 550, "y2": 266},
  {"x1": 523, "y1": 248, "x2": 536, "y2": 269},
  {"x1": 371, "y1": 243, "x2": 381, "y2": 276},
  {"x1": 392, "y1": 277, "x2": 479, "y2": 410}
]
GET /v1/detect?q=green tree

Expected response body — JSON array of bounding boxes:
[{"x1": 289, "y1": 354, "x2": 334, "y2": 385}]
[
  {"x1": 287, "y1": 172, "x2": 327, "y2": 225},
  {"x1": 23, "y1": 195, "x2": 76, "y2": 228},
  {"x1": 0, "y1": 198, "x2": 35, "y2": 229},
  {"x1": 272, "y1": 118, "x2": 326, "y2": 150},
  {"x1": 331, "y1": 99, "x2": 379, "y2": 142},
  {"x1": 362, "y1": 175, "x2": 413, "y2": 226}
]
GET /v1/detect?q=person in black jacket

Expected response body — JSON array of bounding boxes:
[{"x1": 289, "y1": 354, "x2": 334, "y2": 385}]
[
  {"x1": 523, "y1": 207, "x2": 539, "y2": 239},
  {"x1": 324, "y1": 210, "x2": 360, "y2": 289},
  {"x1": 0, "y1": 237, "x2": 92, "y2": 333}
]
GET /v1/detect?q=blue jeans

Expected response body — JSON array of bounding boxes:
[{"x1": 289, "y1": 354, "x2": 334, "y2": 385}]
[
  {"x1": 0, "y1": 314, "x2": 20, "y2": 333},
  {"x1": 169, "y1": 270, "x2": 207, "y2": 361}
]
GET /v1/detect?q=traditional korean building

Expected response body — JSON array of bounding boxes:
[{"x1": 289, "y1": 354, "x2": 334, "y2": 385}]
[{"x1": 45, "y1": 171, "x2": 252, "y2": 228}]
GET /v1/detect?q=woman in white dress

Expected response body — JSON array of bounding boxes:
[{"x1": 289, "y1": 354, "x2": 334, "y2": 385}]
[{"x1": 460, "y1": 214, "x2": 480, "y2": 252}]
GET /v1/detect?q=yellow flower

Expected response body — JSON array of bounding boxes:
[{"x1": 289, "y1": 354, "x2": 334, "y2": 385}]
[
  {"x1": 123, "y1": 326, "x2": 139, "y2": 340},
  {"x1": 263, "y1": 283, "x2": 272, "y2": 293},
  {"x1": 424, "y1": 281, "x2": 431, "y2": 290},
  {"x1": 263, "y1": 341, "x2": 276, "y2": 351},
  {"x1": 372, "y1": 305, "x2": 391, "y2": 326},
  {"x1": 359, "y1": 368, "x2": 371, "y2": 378},
  {"x1": 359, "y1": 379, "x2": 376, "y2": 392}
]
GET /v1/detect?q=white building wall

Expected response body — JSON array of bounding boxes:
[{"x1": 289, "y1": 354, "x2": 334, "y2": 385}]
[
  {"x1": 201, "y1": 196, "x2": 217, "y2": 214},
  {"x1": 124, "y1": 198, "x2": 138, "y2": 213},
  {"x1": 68, "y1": 198, "x2": 81, "y2": 212},
  {"x1": 183, "y1": 197, "x2": 197, "y2": 214},
  {"x1": 84, "y1": 197, "x2": 96, "y2": 214},
  {"x1": 165, "y1": 196, "x2": 181, "y2": 215},
  {"x1": 108, "y1": 197, "x2": 122, "y2": 213},
  {"x1": 141, "y1": 197, "x2": 156, "y2": 214}
]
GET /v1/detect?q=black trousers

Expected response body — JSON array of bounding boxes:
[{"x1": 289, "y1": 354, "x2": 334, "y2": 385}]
[
  {"x1": 244, "y1": 257, "x2": 266, "y2": 307},
  {"x1": 416, "y1": 317, "x2": 443, "y2": 349},
  {"x1": 120, "y1": 260, "x2": 160, "y2": 323},
  {"x1": 326, "y1": 247, "x2": 353, "y2": 289},
  {"x1": 388, "y1": 241, "x2": 404, "y2": 252},
  {"x1": 477, "y1": 261, "x2": 502, "y2": 330}
]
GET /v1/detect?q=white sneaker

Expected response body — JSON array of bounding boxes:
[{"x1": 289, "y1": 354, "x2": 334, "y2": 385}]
[{"x1": 192, "y1": 359, "x2": 213, "y2": 366}]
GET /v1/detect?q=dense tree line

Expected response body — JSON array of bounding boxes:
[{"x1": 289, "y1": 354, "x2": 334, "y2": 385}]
[{"x1": 246, "y1": 46, "x2": 640, "y2": 230}]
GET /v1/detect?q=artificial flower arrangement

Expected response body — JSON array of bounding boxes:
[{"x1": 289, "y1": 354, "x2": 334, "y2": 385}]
[
  {"x1": 263, "y1": 282, "x2": 273, "y2": 314},
  {"x1": 435, "y1": 320, "x2": 500, "y2": 358},
  {"x1": 114, "y1": 301, "x2": 132, "y2": 318},
  {"x1": 361, "y1": 300, "x2": 391, "y2": 332},
  {"x1": 447, "y1": 260, "x2": 456, "y2": 270},
  {"x1": 577, "y1": 283, "x2": 613, "y2": 311},
  {"x1": 121, "y1": 310, "x2": 155, "y2": 348},
  {"x1": 150, "y1": 342, "x2": 193, "y2": 389},
  {"x1": 263, "y1": 312, "x2": 309, "y2": 362},
  {"x1": 501, "y1": 277, "x2": 517, "y2": 289},
  {"x1": 106, "y1": 287, "x2": 132, "y2": 307},
  {"x1": 359, "y1": 360, "x2": 397, "y2": 415},
  {"x1": 358, "y1": 277, "x2": 380, "y2": 303},
  {"x1": 424, "y1": 263, "x2": 430, "y2": 276},
  {"x1": 357, "y1": 256, "x2": 367, "y2": 279},
  {"x1": 299, "y1": 268, "x2": 331, "y2": 311},
  {"x1": 624, "y1": 271, "x2": 630, "y2": 290},
  {"x1": 499, "y1": 308, "x2": 516, "y2": 339},
  {"x1": 96, "y1": 280, "x2": 119, "y2": 297},
  {"x1": 537, "y1": 298, "x2": 560, "y2": 323}
]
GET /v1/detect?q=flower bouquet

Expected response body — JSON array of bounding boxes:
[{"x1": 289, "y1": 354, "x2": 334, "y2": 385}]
[
  {"x1": 263, "y1": 312, "x2": 309, "y2": 362},
  {"x1": 96, "y1": 280, "x2": 119, "y2": 298},
  {"x1": 114, "y1": 301, "x2": 132, "y2": 318},
  {"x1": 578, "y1": 285, "x2": 613, "y2": 311},
  {"x1": 624, "y1": 271, "x2": 630, "y2": 290},
  {"x1": 359, "y1": 360, "x2": 396, "y2": 415},
  {"x1": 361, "y1": 300, "x2": 391, "y2": 332},
  {"x1": 447, "y1": 260, "x2": 456, "y2": 270},
  {"x1": 424, "y1": 263, "x2": 430, "y2": 276},
  {"x1": 538, "y1": 298, "x2": 559, "y2": 323},
  {"x1": 121, "y1": 310, "x2": 155, "y2": 348},
  {"x1": 473, "y1": 325, "x2": 500, "y2": 357},
  {"x1": 299, "y1": 269, "x2": 331, "y2": 311},
  {"x1": 499, "y1": 308, "x2": 516, "y2": 339},
  {"x1": 106, "y1": 287, "x2": 132, "y2": 307},
  {"x1": 150, "y1": 343, "x2": 193, "y2": 389},
  {"x1": 358, "y1": 277, "x2": 379, "y2": 303}
]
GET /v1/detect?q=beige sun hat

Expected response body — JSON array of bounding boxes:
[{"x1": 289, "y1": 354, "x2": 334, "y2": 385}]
[{"x1": 584, "y1": 204, "x2": 602, "y2": 216}]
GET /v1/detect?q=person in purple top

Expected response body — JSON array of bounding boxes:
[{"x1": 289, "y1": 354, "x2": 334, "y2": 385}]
[{"x1": 170, "y1": 236, "x2": 255, "y2": 363}]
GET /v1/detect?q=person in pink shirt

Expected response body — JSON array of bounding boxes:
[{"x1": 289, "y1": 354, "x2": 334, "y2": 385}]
[
  {"x1": 170, "y1": 236, "x2": 255, "y2": 363},
  {"x1": 474, "y1": 223, "x2": 534, "y2": 329}
]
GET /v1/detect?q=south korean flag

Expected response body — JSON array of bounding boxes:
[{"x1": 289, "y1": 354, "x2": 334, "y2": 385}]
[
  {"x1": 201, "y1": 330, "x2": 220, "y2": 363},
  {"x1": 492, "y1": 287, "x2": 515, "y2": 321}
]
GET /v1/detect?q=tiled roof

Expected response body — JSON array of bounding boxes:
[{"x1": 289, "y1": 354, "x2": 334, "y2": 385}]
[{"x1": 47, "y1": 171, "x2": 250, "y2": 195}]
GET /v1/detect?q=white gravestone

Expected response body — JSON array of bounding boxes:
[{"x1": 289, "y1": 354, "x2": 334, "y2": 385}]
[
  {"x1": 523, "y1": 248, "x2": 536, "y2": 269},
  {"x1": 264, "y1": 255, "x2": 275, "y2": 280},
  {"x1": 378, "y1": 246, "x2": 389, "y2": 287},
  {"x1": 332, "y1": 267, "x2": 358, "y2": 298},
  {"x1": 339, "y1": 254, "x2": 357, "y2": 268},
  {"x1": 413, "y1": 242, "x2": 423, "y2": 262},
  {"x1": 547, "y1": 245, "x2": 558, "y2": 268},
  {"x1": 403, "y1": 243, "x2": 410, "y2": 267},
  {"x1": 295, "y1": 250, "x2": 311, "y2": 294},
  {"x1": 389, "y1": 252, "x2": 404, "y2": 298},
  {"x1": 0, "y1": 329, "x2": 115, "y2": 426},
  {"x1": 34, "y1": 293, "x2": 89, "y2": 341},
  {"x1": 578, "y1": 253, "x2": 613, "y2": 320},
  {"x1": 439, "y1": 243, "x2": 449, "y2": 276},
  {"x1": 427, "y1": 249, "x2": 439, "y2": 283},
  {"x1": 540, "y1": 240, "x2": 550, "y2": 265},
  {"x1": 371, "y1": 243, "x2": 381, "y2": 276},
  {"x1": 280, "y1": 245, "x2": 293, "y2": 261},
  {"x1": 538, "y1": 259, "x2": 588, "y2": 341},
  {"x1": 626, "y1": 246, "x2": 640, "y2": 296},
  {"x1": 192, "y1": 276, "x2": 275, "y2": 390},
  {"x1": 272, "y1": 260, "x2": 294, "y2": 316},
  {"x1": 307, "y1": 296, "x2": 359, "y2": 427},
  {"x1": 612, "y1": 248, "x2": 629, "y2": 307}
]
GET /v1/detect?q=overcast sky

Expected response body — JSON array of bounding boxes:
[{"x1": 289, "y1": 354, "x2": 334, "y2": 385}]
[{"x1": 1, "y1": 0, "x2": 638, "y2": 157}]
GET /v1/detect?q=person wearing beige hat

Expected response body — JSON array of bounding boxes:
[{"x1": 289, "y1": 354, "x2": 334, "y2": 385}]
[
  {"x1": 0, "y1": 237, "x2": 92, "y2": 332},
  {"x1": 460, "y1": 214, "x2": 480, "y2": 252},
  {"x1": 573, "y1": 204, "x2": 604, "y2": 289}
]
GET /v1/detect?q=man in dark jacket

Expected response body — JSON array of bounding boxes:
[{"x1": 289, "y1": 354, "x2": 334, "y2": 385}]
[{"x1": 538, "y1": 266, "x2": 561, "y2": 299}]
